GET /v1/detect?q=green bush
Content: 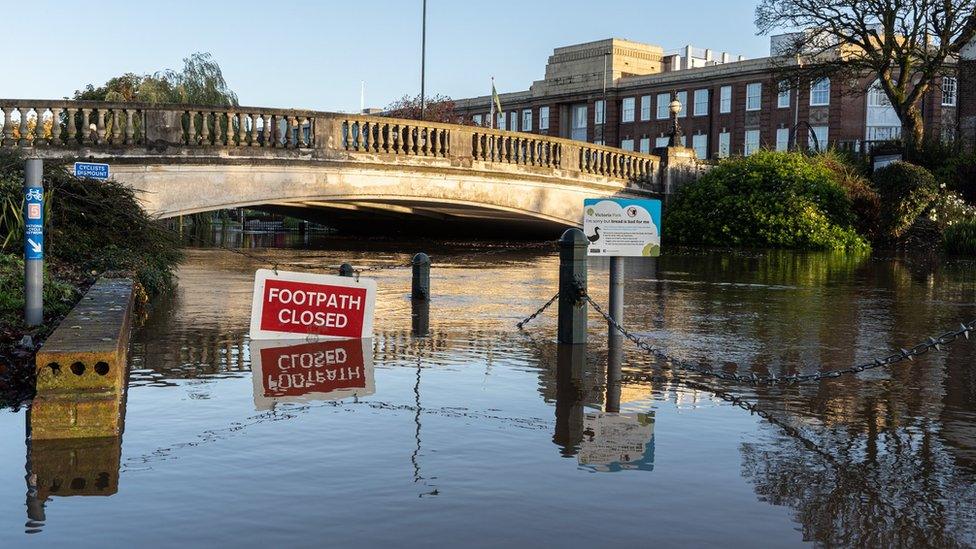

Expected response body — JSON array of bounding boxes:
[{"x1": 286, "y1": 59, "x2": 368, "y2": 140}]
[
  {"x1": 934, "y1": 153, "x2": 976, "y2": 204},
  {"x1": 812, "y1": 151, "x2": 881, "y2": 241},
  {"x1": 943, "y1": 221, "x2": 976, "y2": 256},
  {"x1": 0, "y1": 149, "x2": 182, "y2": 297},
  {"x1": 872, "y1": 161, "x2": 939, "y2": 240},
  {"x1": 0, "y1": 253, "x2": 78, "y2": 329},
  {"x1": 663, "y1": 151, "x2": 868, "y2": 250}
]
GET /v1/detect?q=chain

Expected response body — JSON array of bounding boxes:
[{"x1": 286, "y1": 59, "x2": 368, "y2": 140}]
[
  {"x1": 516, "y1": 293, "x2": 560, "y2": 329},
  {"x1": 584, "y1": 292, "x2": 976, "y2": 386}
]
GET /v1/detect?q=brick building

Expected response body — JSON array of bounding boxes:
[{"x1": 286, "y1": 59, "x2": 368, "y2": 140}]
[{"x1": 454, "y1": 38, "x2": 963, "y2": 159}]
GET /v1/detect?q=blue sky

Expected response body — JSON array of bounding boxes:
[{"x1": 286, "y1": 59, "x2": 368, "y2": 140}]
[{"x1": 6, "y1": 0, "x2": 772, "y2": 112}]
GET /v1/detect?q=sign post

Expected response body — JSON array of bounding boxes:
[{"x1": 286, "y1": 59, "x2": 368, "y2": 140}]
[
  {"x1": 583, "y1": 198, "x2": 662, "y2": 334},
  {"x1": 24, "y1": 158, "x2": 44, "y2": 327},
  {"x1": 249, "y1": 269, "x2": 376, "y2": 340}
]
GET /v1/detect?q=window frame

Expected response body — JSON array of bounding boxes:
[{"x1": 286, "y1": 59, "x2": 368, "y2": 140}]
[
  {"x1": 640, "y1": 95, "x2": 651, "y2": 121},
  {"x1": 777, "y1": 81, "x2": 791, "y2": 108},
  {"x1": 719, "y1": 86, "x2": 732, "y2": 113},
  {"x1": 621, "y1": 97, "x2": 636, "y2": 123},
  {"x1": 691, "y1": 133, "x2": 708, "y2": 159},
  {"x1": 810, "y1": 78, "x2": 830, "y2": 107},
  {"x1": 538, "y1": 106, "x2": 550, "y2": 131},
  {"x1": 775, "y1": 127, "x2": 790, "y2": 151},
  {"x1": 744, "y1": 129, "x2": 761, "y2": 155},
  {"x1": 718, "y1": 131, "x2": 731, "y2": 158},
  {"x1": 656, "y1": 93, "x2": 671, "y2": 120},
  {"x1": 693, "y1": 89, "x2": 709, "y2": 116},
  {"x1": 746, "y1": 83, "x2": 762, "y2": 111},
  {"x1": 521, "y1": 109, "x2": 532, "y2": 132},
  {"x1": 942, "y1": 76, "x2": 958, "y2": 107}
]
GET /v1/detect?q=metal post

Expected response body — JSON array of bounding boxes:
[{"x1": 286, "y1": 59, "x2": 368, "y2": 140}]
[
  {"x1": 338, "y1": 263, "x2": 354, "y2": 277},
  {"x1": 609, "y1": 256, "x2": 624, "y2": 334},
  {"x1": 411, "y1": 299, "x2": 430, "y2": 337},
  {"x1": 24, "y1": 158, "x2": 44, "y2": 327},
  {"x1": 558, "y1": 228, "x2": 588, "y2": 344},
  {"x1": 606, "y1": 334, "x2": 623, "y2": 414},
  {"x1": 411, "y1": 252, "x2": 431, "y2": 300},
  {"x1": 553, "y1": 343, "x2": 587, "y2": 456}
]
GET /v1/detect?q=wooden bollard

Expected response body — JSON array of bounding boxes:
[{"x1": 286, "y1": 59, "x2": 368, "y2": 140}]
[
  {"x1": 338, "y1": 263, "x2": 354, "y2": 277},
  {"x1": 411, "y1": 253, "x2": 431, "y2": 300},
  {"x1": 558, "y1": 228, "x2": 588, "y2": 344}
]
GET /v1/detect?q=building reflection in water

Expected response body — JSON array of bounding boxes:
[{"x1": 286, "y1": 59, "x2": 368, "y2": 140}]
[
  {"x1": 250, "y1": 338, "x2": 375, "y2": 410},
  {"x1": 24, "y1": 388, "x2": 127, "y2": 533}
]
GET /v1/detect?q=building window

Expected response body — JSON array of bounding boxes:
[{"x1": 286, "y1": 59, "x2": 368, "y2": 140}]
[
  {"x1": 640, "y1": 96, "x2": 651, "y2": 121},
  {"x1": 943, "y1": 76, "x2": 957, "y2": 106},
  {"x1": 744, "y1": 129, "x2": 761, "y2": 155},
  {"x1": 655, "y1": 136, "x2": 670, "y2": 148},
  {"x1": 621, "y1": 97, "x2": 635, "y2": 123},
  {"x1": 639, "y1": 137, "x2": 650, "y2": 153},
  {"x1": 595, "y1": 100, "x2": 606, "y2": 125},
  {"x1": 693, "y1": 89, "x2": 709, "y2": 116},
  {"x1": 777, "y1": 81, "x2": 790, "y2": 108},
  {"x1": 810, "y1": 78, "x2": 830, "y2": 106},
  {"x1": 720, "y1": 86, "x2": 732, "y2": 113},
  {"x1": 620, "y1": 138, "x2": 635, "y2": 151},
  {"x1": 718, "y1": 131, "x2": 731, "y2": 158},
  {"x1": 497, "y1": 113, "x2": 506, "y2": 130},
  {"x1": 776, "y1": 127, "x2": 790, "y2": 151},
  {"x1": 509, "y1": 111, "x2": 518, "y2": 131},
  {"x1": 656, "y1": 93, "x2": 670, "y2": 119},
  {"x1": 746, "y1": 83, "x2": 762, "y2": 111},
  {"x1": 571, "y1": 104, "x2": 587, "y2": 141},
  {"x1": 692, "y1": 133, "x2": 707, "y2": 159},
  {"x1": 539, "y1": 106, "x2": 550, "y2": 132},
  {"x1": 473, "y1": 114, "x2": 483, "y2": 126},
  {"x1": 809, "y1": 126, "x2": 828, "y2": 151},
  {"x1": 522, "y1": 109, "x2": 532, "y2": 132},
  {"x1": 676, "y1": 91, "x2": 687, "y2": 118}
]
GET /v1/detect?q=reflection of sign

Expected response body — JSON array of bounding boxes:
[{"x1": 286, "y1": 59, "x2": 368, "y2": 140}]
[
  {"x1": 250, "y1": 338, "x2": 375, "y2": 410},
  {"x1": 24, "y1": 185, "x2": 43, "y2": 260},
  {"x1": 73, "y1": 162, "x2": 109, "y2": 180},
  {"x1": 249, "y1": 269, "x2": 376, "y2": 340},
  {"x1": 583, "y1": 198, "x2": 662, "y2": 257},
  {"x1": 579, "y1": 412, "x2": 655, "y2": 472}
]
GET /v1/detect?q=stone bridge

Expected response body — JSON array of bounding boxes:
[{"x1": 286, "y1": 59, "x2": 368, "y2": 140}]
[{"x1": 0, "y1": 100, "x2": 686, "y2": 235}]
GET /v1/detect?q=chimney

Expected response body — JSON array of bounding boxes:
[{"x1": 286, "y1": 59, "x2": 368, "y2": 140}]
[
  {"x1": 737, "y1": 55, "x2": 746, "y2": 62},
  {"x1": 721, "y1": 52, "x2": 731, "y2": 63},
  {"x1": 704, "y1": 49, "x2": 713, "y2": 63}
]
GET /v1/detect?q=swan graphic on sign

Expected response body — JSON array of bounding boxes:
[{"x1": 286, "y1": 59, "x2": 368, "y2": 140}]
[{"x1": 582, "y1": 198, "x2": 662, "y2": 257}]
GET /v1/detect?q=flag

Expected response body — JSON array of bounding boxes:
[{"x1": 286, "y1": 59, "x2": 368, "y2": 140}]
[{"x1": 491, "y1": 80, "x2": 503, "y2": 125}]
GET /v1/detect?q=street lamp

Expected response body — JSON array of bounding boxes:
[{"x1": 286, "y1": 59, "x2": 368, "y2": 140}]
[{"x1": 668, "y1": 91, "x2": 683, "y2": 147}]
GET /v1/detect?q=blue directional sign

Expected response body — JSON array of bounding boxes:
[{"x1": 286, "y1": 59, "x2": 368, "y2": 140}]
[
  {"x1": 24, "y1": 186, "x2": 44, "y2": 260},
  {"x1": 73, "y1": 162, "x2": 110, "y2": 180}
]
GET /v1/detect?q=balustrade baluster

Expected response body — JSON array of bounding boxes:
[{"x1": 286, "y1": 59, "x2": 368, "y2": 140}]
[
  {"x1": 186, "y1": 110, "x2": 196, "y2": 145},
  {"x1": 125, "y1": 109, "x2": 136, "y2": 145},
  {"x1": 32, "y1": 109, "x2": 47, "y2": 145},
  {"x1": 65, "y1": 108, "x2": 77, "y2": 145},
  {"x1": 379, "y1": 123, "x2": 389, "y2": 152},
  {"x1": 17, "y1": 109, "x2": 30, "y2": 146},
  {"x1": 50, "y1": 108, "x2": 63, "y2": 146},
  {"x1": 405, "y1": 126, "x2": 414, "y2": 154},
  {"x1": 200, "y1": 112, "x2": 211, "y2": 145},
  {"x1": 109, "y1": 109, "x2": 121, "y2": 144},
  {"x1": 95, "y1": 109, "x2": 106, "y2": 145},
  {"x1": 1, "y1": 107, "x2": 11, "y2": 146},
  {"x1": 239, "y1": 113, "x2": 248, "y2": 146},
  {"x1": 223, "y1": 112, "x2": 233, "y2": 146}
]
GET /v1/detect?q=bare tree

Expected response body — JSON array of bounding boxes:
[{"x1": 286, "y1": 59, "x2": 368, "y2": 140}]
[
  {"x1": 382, "y1": 93, "x2": 470, "y2": 124},
  {"x1": 756, "y1": 0, "x2": 976, "y2": 151}
]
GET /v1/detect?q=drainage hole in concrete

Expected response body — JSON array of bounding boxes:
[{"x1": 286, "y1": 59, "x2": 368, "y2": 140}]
[
  {"x1": 47, "y1": 362, "x2": 61, "y2": 375},
  {"x1": 70, "y1": 362, "x2": 86, "y2": 376},
  {"x1": 94, "y1": 362, "x2": 110, "y2": 376}
]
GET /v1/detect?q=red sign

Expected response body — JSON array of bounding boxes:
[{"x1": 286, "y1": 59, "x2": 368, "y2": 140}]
[
  {"x1": 249, "y1": 269, "x2": 376, "y2": 340},
  {"x1": 250, "y1": 338, "x2": 375, "y2": 410},
  {"x1": 260, "y1": 339, "x2": 367, "y2": 396}
]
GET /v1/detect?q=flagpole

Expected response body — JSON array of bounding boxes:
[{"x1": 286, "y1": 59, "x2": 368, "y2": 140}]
[{"x1": 489, "y1": 76, "x2": 495, "y2": 129}]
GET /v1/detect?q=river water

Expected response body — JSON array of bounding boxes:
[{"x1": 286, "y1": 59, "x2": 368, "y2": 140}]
[{"x1": 2, "y1": 235, "x2": 976, "y2": 547}]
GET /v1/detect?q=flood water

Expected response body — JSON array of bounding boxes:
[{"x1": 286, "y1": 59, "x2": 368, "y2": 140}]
[{"x1": 2, "y1": 235, "x2": 976, "y2": 547}]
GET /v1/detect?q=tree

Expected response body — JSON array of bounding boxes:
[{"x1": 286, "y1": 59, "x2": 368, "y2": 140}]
[
  {"x1": 382, "y1": 93, "x2": 470, "y2": 124},
  {"x1": 72, "y1": 52, "x2": 238, "y2": 106},
  {"x1": 756, "y1": 0, "x2": 976, "y2": 151}
]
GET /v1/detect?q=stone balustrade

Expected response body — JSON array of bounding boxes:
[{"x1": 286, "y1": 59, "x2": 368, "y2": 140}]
[{"x1": 0, "y1": 99, "x2": 663, "y2": 189}]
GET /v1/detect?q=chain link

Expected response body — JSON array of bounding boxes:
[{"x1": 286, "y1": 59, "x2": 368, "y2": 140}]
[
  {"x1": 515, "y1": 293, "x2": 560, "y2": 329},
  {"x1": 584, "y1": 292, "x2": 976, "y2": 386}
]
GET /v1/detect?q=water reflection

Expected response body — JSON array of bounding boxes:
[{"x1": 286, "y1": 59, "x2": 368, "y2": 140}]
[
  {"x1": 250, "y1": 339, "x2": 375, "y2": 410},
  {"x1": 24, "y1": 392, "x2": 127, "y2": 533},
  {"x1": 24, "y1": 244, "x2": 973, "y2": 545}
]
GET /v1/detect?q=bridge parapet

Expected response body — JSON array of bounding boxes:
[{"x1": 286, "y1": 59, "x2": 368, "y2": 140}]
[{"x1": 1, "y1": 99, "x2": 662, "y2": 190}]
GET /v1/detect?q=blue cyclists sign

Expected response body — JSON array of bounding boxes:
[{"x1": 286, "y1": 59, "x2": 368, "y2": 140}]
[
  {"x1": 24, "y1": 186, "x2": 43, "y2": 260},
  {"x1": 73, "y1": 162, "x2": 110, "y2": 180}
]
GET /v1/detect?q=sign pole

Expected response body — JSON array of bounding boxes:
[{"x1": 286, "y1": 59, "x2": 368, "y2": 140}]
[
  {"x1": 24, "y1": 157, "x2": 44, "y2": 327},
  {"x1": 608, "y1": 256, "x2": 624, "y2": 334}
]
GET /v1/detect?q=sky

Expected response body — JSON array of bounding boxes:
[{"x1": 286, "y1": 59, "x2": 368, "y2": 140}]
[{"x1": 4, "y1": 0, "x2": 772, "y2": 112}]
